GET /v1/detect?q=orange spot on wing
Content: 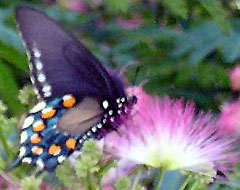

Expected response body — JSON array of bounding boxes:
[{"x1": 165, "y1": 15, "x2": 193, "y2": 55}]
[
  {"x1": 33, "y1": 122, "x2": 45, "y2": 132},
  {"x1": 63, "y1": 96, "x2": 76, "y2": 108},
  {"x1": 42, "y1": 109, "x2": 56, "y2": 119},
  {"x1": 49, "y1": 144, "x2": 61, "y2": 156},
  {"x1": 32, "y1": 146, "x2": 44, "y2": 155},
  {"x1": 31, "y1": 134, "x2": 42, "y2": 144},
  {"x1": 66, "y1": 138, "x2": 76, "y2": 149}
]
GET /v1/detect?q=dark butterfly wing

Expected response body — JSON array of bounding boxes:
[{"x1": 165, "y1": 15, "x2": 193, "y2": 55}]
[{"x1": 15, "y1": 7, "x2": 125, "y2": 100}]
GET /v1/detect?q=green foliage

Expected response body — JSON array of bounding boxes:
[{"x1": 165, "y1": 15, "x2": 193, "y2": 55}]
[
  {"x1": 199, "y1": 0, "x2": 231, "y2": 32},
  {"x1": 161, "y1": 0, "x2": 188, "y2": 19},
  {"x1": 0, "y1": 100, "x2": 17, "y2": 161},
  {"x1": 18, "y1": 85, "x2": 37, "y2": 108},
  {"x1": 103, "y1": 0, "x2": 134, "y2": 13},
  {"x1": 0, "y1": 61, "x2": 24, "y2": 115},
  {"x1": 114, "y1": 177, "x2": 131, "y2": 190},
  {"x1": 56, "y1": 140, "x2": 115, "y2": 189},
  {"x1": 20, "y1": 176, "x2": 41, "y2": 190}
]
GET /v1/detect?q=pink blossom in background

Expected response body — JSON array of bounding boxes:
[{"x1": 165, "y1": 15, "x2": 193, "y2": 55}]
[
  {"x1": 40, "y1": 182, "x2": 52, "y2": 190},
  {"x1": 0, "y1": 175, "x2": 18, "y2": 190},
  {"x1": 117, "y1": 14, "x2": 144, "y2": 29},
  {"x1": 230, "y1": 65, "x2": 240, "y2": 91},
  {"x1": 104, "y1": 93, "x2": 237, "y2": 177},
  {"x1": 218, "y1": 99, "x2": 240, "y2": 134},
  {"x1": 101, "y1": 159, "x2": 136, "y2": 186},
  {"x1": 62, "y1": 0, "x2": 87, "y2": 13},
  {"x1": 103, "y1": 186, "x2": 114, "y2": 190}
]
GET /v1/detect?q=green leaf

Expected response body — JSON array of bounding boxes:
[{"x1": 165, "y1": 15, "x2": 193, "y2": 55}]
[
  {"x1": 0, "y1": 60, "x2": 24, "y2": 115},
  {"x1": 172, "y1": 22, "x2": 225, "y2": 65},
  {"x1": 161, "y1": 0, "x2": 188, "y2": 19},
  {"x1": 159, "y1": 170, "x2": 185, "y2": 190},
  {"x1": 20, "y1": 176, "x2": 41, "y2": 190},
  {"x1": 103, "y1": 0, "x2": 134, "y2": 13},
  {"x1": 114, "y1": 177, "x2": 131, "y2": 190},
  {"x1": 0, "y1": 23, "x2": 24, "y2": 51},
  {"x1": 0, "y1": 41, "x2": 28, "y2": 71},
  {"x1": 199, "y1": 0, "x2": 231, "y2": 32}
]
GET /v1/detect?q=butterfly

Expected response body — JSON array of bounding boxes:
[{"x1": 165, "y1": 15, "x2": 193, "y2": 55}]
[{"x1": 10, "y1": 6, "x2": 137, "y2": 173}]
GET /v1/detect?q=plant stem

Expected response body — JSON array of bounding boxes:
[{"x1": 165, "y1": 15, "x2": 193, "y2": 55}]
[
  {"x1": 188, "y1": 181, "x2": 199, "y2": 190},
  {"x1": 179, "y1": 175, "x2": 192, "y2": 190},
  {"x1": 0, "y1": 130, "x2": 13, "y2": 160},
  {"x1": 155, "y1": 167, "x2": 166, "y2": 190},
  {"x1": 87, "y1": 172, "x2": 97, "y2": 190},
  {"x1": 132, "y1": 167, "x2": 142, "y2": 190}
]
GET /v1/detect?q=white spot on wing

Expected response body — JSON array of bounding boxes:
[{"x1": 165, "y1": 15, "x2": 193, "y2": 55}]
[
  {"x1": 58, "y1": 155, "x2": 65, "y2": 163},
  {"x1": 92, "y1": 126, "x2": 97, "y2": 132},
  {"x1": 36, "y1": 159, "x2": 44, "y2": 169},
  {"x1": 63, "y1": 94, "x2": 73, "y2": 101},
  {"x1": 23, "y1": 116, "x2": 34, "y2": 129},
  {"x1": 20, "y1": 131, "x2": 28, "y2": 144},
  {"x1": 30, "y1": 101, "x2": 46, "y2": 113},
  {"x1": 22, "y1": 157, "x2": 32, "y2": 164},
  {"x1": 43, "y1": 91, "x2": 52, "y2": 98},
  {"x1": 42, "y1": 85, "x2": 51, "y2": 93},
  {"x1": 102, "y1": 100, "x2": 109, "y2": 109},
  {"x1": 42, "y1": 107, "x2": 53, "y2": 114},
  {"x1": 38, "y1": 73, "x2": 46, "y2": 83},
  {"x1": 33, "y1": 120, "x2": 44, "y2": 128},
  {"x1": 109, "y1": 110, "x2": 113, "y2": 115},
  {"x1": 19, "y1": 146, "x2": 26, "y2": 157},
  {"x1": 33, "y1": 47, "x2": 41, "y2": 58},
  {"x1": 36, "y1": 60, "x2": 43, "y2": 70},
  {"x1": 32, "y1": 146, "x2": 43, "y2": 155}
]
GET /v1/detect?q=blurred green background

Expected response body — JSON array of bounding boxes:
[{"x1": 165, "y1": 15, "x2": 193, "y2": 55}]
[
  {"x1": 0, "y1": 0, "x2": 240, "y2": 116},
  {"x1": 1, "y1": 1, "x2": 240, "y2": 189}
]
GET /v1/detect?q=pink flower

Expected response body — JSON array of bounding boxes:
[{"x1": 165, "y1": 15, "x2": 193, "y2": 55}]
[
  {"x1": 62, "y1": 0, "x2": 87, "y2": 13},
  {"x1": 230, "y1": 65, "x2": 240, "y2": 91},
  {"x1": 218, "y1": 99, "x2": 240, "y2": 134},
  {"x1": 103, "y1": 186, "x2": 114, "y2": 190},
  {"x1": 105, "y1": 92, "x2": 237, "y2": 176}
]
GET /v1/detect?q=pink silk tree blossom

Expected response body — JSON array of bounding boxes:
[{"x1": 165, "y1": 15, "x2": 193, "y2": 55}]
[
  {"x1": 104, "y1": 88, "x2": 237, "y2": 177},
  {"x1": 230, "y1": 65, "x2": 240, "y2": 91},
  {"x1": 218, "y1": 99, "x2": 240, "y2": 134}
]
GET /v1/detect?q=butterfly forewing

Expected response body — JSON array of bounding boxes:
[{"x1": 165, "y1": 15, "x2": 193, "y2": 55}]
[{"x1": 15, "y1": 7, "x2": 125, "y2": 100}]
